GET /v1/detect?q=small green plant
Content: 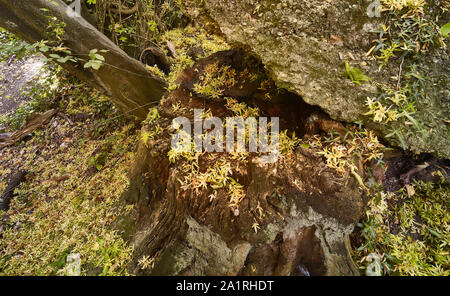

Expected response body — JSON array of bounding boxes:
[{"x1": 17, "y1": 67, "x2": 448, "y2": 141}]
[
  {"x1": 441, "y1": 23, "x2": 450, "y2": 38},
  {"x1": 84, "y1": 49, "x2": 107, "y2": 70},
  {"x1": 0, "y1": 28, "x2": 29, "y2": 61},
  {"x1": 354, "y1": 174, "x2": 450, "y2": 276},
  {"x1": 146, "y1": 107, "x2": 160, "y2": 124},
  {"x1": 279, "y1": 130, "x2": 301, "y2": 155},
  {"x1": 24, "y1": 9, "x2": 108, "y2": 71},
  {"x1": 225, "y1": 98, "x2": 259, "y2": 118},
  {"x1": 372, "y1": 0, "x2": 444, "y2": 67},
  {"x1": 88, "y1": 151, "x2": 108, "y2": 171},
  {"x1": 378, "y1": 41, "x2": 401, "y2": 69},
  {"x1": 343, "y1": 61, "x2": 371, "y2": 85}
]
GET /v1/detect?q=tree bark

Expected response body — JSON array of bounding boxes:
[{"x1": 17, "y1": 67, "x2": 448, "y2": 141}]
[{"x1": 0, "y1": 0, "x2": 167, "y2": 119}]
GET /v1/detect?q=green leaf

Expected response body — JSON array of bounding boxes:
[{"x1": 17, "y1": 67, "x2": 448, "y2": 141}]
[
  {"x1": 83, "y1": 61, "x2": 92, "y2": 69},
  {"x1": 39, "y1": 45, "x2": 49, "y2": 52},
  {"x1": 441, "y1": 23, "x2": 450, "y2": 38},
  {"x1": 94, "y1": 54, "x2": 105, "y2": 61},
  {"x1": 57, "y1": 56, "x2": 72, "y2": 63},
  {"x1": 88, "y1": 157, "x2": 96, "y2": 166},
  {"x1": 427, "y1": 227, "x2": 443, "y2": 239},
  {"x1": 385, "y1": 253, "x2": 403, "y2": 264},
  {"x1": 49, "y1": 248, "x2": 70, "y2": 272},
  {"x1": 91, "y1": 61, "x2": 102, "y2": 70},
  {"x1": 344, "y1": 61, "x2": 371, "y2": 85}
]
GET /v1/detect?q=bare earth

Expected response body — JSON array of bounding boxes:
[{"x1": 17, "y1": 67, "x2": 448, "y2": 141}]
[{"x1": 0, "y1": 55, "x2": 44, "y2": 116}]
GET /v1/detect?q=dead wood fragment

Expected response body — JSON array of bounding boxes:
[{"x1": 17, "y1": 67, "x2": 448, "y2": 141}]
[
  {"x1": 57, "y1": 111, "x2": 73, "y2": 125},
  {"x1": 165, "y1": 41, "x2": 177, "y2": 58},
  {"x1": 51, "y1": 174, "x2": 71, "y2": 183},
  {"x1": 0, "y1": 170, "x2": 27, "y2": 211},
  {"x1": 305, "y1": 112, "x2": 347, "y2": 137},
  {"x1": 0, "y1": 133, "x2": 12, "y2": 142},
  {"x1": 0, "y1": 109, "x2": 58, "y2": 150}
]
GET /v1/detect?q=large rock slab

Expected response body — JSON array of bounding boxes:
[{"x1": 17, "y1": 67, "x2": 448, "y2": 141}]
[{"x1": 182, "y1": 0, "x2": 450, "y2": 158}]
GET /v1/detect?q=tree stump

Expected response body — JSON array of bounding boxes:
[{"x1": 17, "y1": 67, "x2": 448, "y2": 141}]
[{"x1": 119, "y1": 50, "x2": 365, "y2": 276}]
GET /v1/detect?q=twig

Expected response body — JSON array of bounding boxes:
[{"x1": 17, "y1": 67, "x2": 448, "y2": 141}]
[
  {"x1": 57, "y1": 111, "x2": 73, "y2": 125},
  {"x1": 397, "y1": 56, "x2": 404, "y2": 91}
]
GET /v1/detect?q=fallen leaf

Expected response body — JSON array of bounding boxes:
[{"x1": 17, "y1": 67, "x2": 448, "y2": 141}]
[
  {"x1": 405, "y1": 184, "x2": 415, "y2": 197},
  {"x1": 330, "y1": 35, "x2": 344, "y2": 47}
]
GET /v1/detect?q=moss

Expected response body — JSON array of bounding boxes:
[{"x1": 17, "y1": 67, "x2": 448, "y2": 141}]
[
  {"x1": 159, "y1": 25, "x2": 230, "y2": 91},
  {"x1": 0, "y1": 75, "x2": 138, "y2": 276},
  {"x1": 354, "y1": 173, "x2": 450, "y2": 276},
  {"x1": 193, "y1": 63, "x2": 237, "y2": 98}
]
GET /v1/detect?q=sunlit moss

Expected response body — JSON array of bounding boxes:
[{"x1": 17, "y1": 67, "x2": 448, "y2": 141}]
[
  {"x1": 355, "y1": 173, "x2": 450, "y2": 276},
  {"x1": 193, "y1": 63, "x2": 237, "y2": 99},
  {"x1": 0, "y1": 77, "x2": 138, "y2": 276},
  {"x1": 160, "y1": 25, "x2": 230, "y2": 91}
]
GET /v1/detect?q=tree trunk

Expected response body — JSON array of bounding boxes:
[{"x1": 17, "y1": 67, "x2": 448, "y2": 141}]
[{"x1": 0, "y1": 0, "x2": 167, "y2": 119}]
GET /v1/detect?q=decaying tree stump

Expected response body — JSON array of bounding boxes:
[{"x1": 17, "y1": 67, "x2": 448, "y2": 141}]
[{"x1": 119, "y1": 50, "x2": 365, "y2": 276}]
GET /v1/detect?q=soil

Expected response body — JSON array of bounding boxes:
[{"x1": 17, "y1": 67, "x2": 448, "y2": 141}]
[
  {"x1": 383, "y1": 152, "x2": 450, "y2": 192},
  {"x1": 0, "y1": 55, "x2": 44, "y2": 117}
]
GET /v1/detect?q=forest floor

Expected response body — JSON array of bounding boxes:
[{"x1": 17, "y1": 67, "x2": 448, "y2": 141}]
[{"x1": 0, "y1": 54, "x2": 139, "y2": 275}]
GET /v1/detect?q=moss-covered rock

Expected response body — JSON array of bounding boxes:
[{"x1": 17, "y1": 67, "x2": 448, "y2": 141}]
[{"x1": 182, "y1": 0, "x2": 450, "y2": 158}]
